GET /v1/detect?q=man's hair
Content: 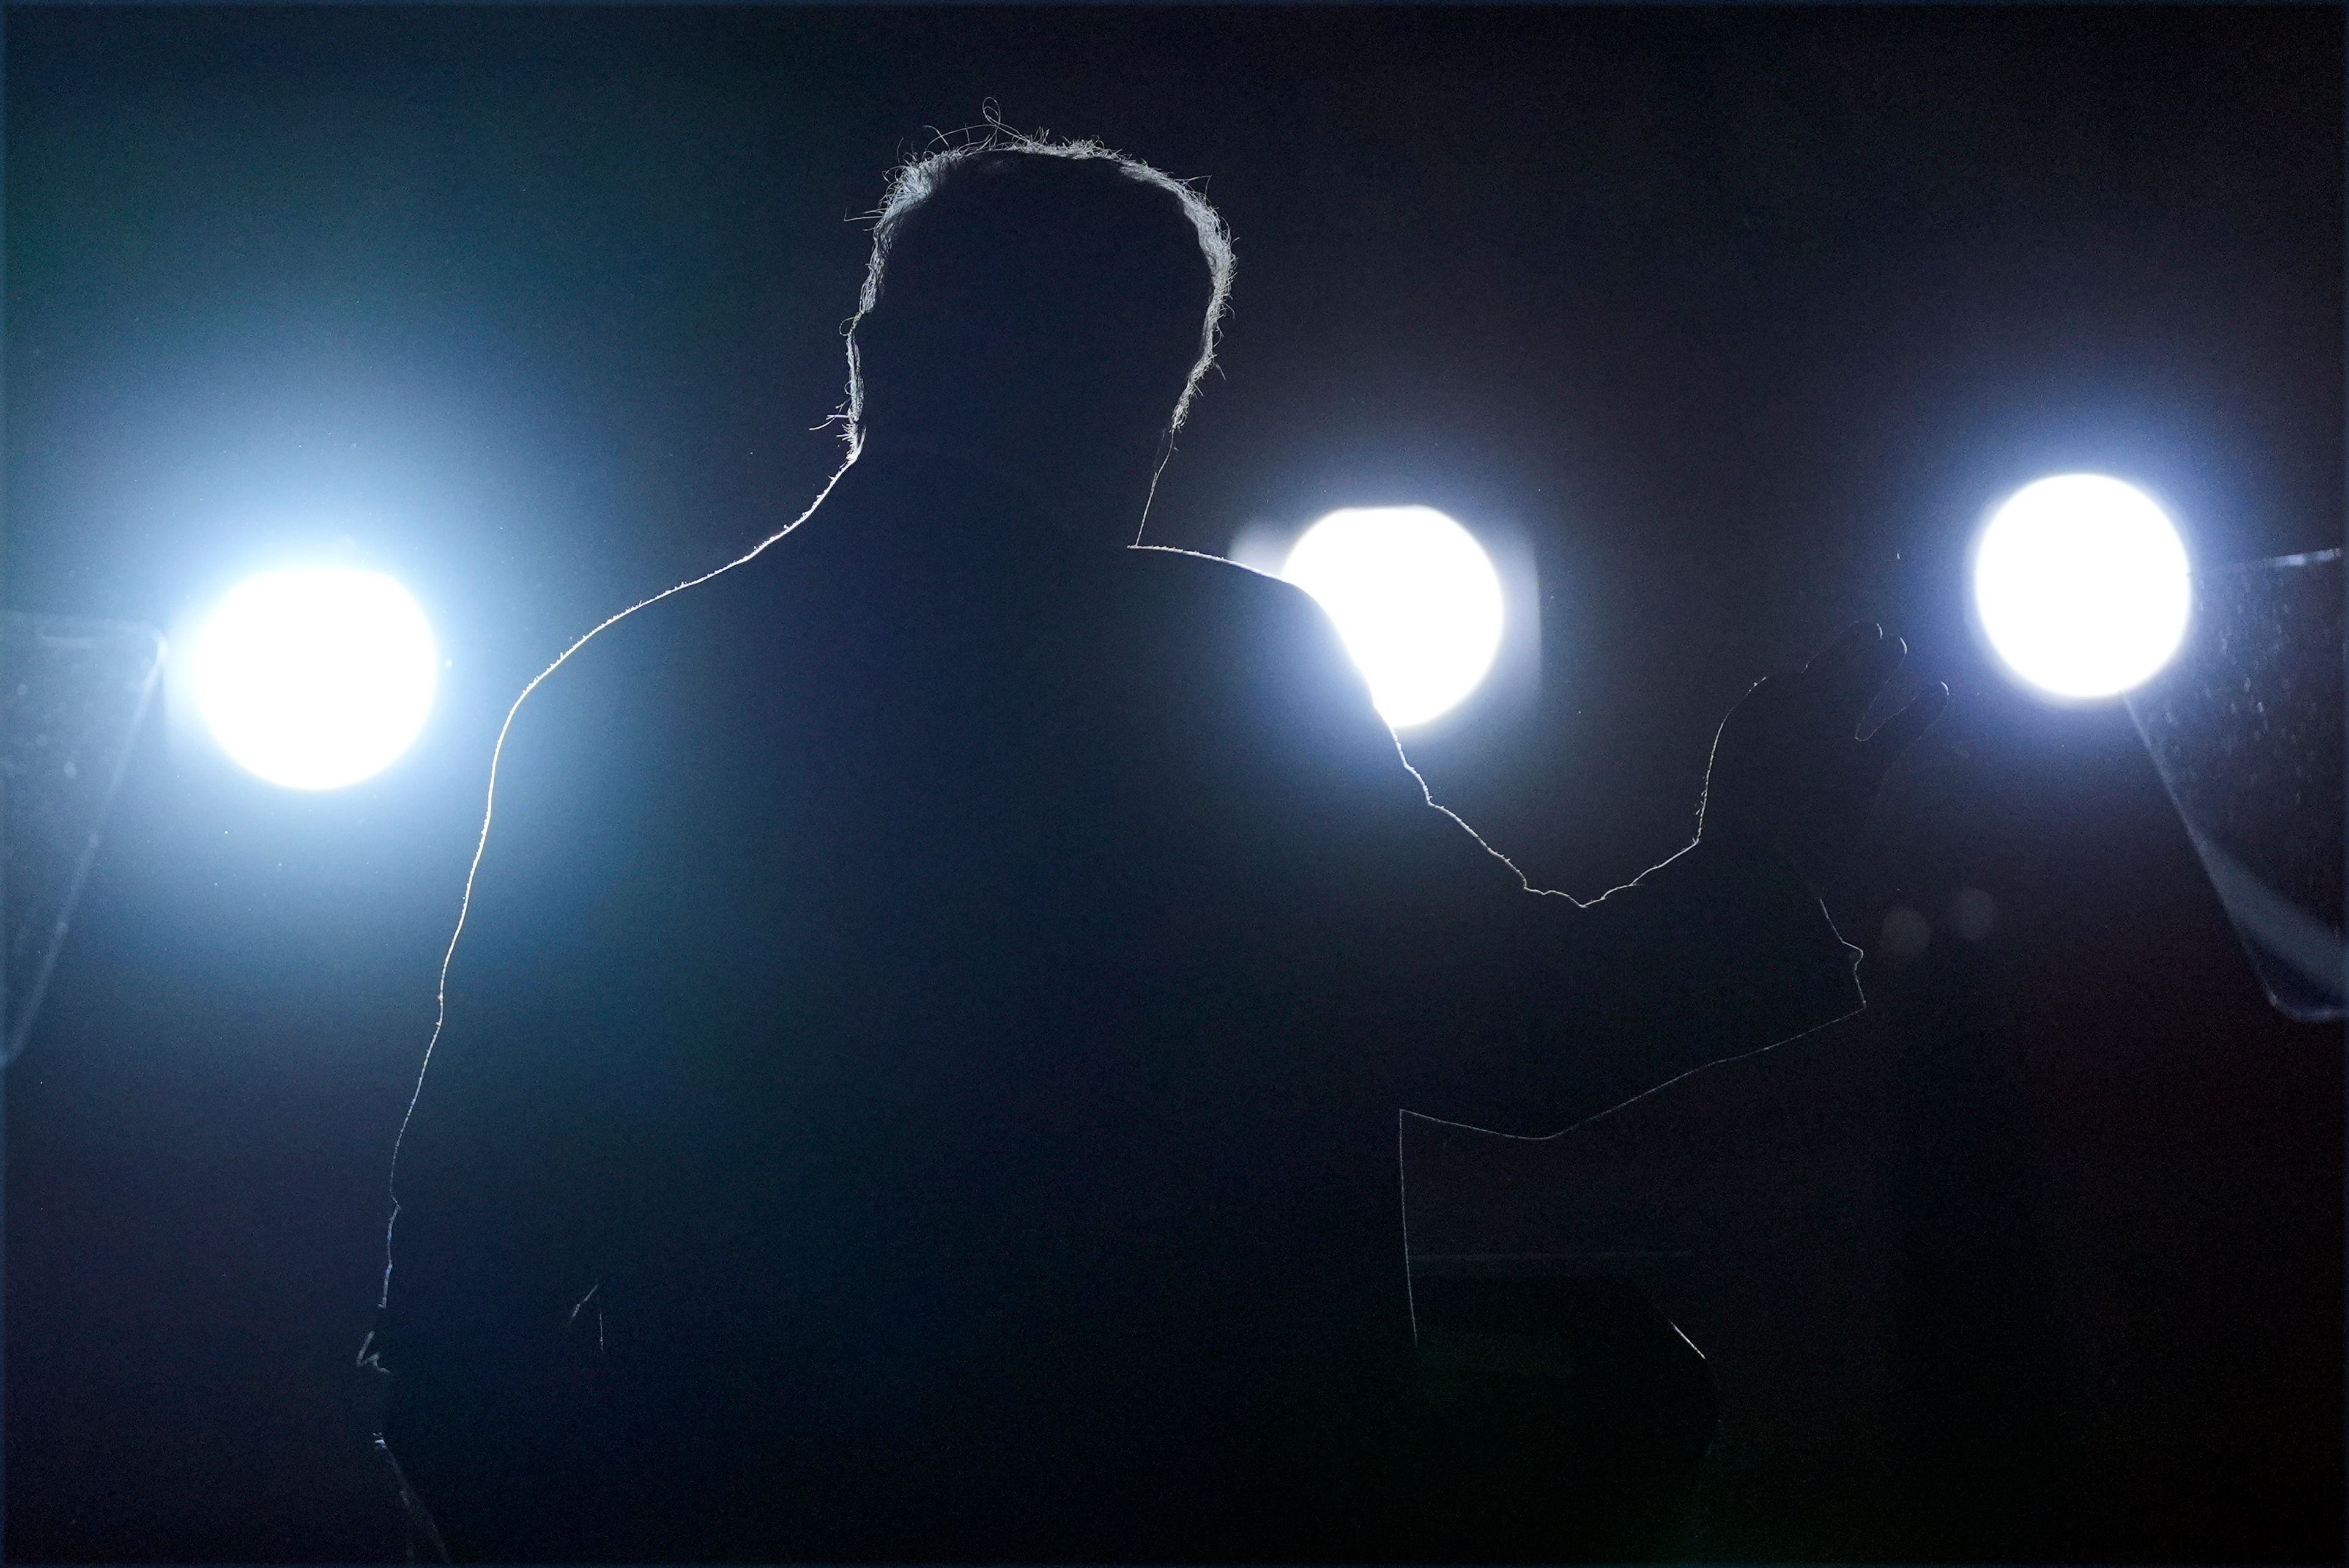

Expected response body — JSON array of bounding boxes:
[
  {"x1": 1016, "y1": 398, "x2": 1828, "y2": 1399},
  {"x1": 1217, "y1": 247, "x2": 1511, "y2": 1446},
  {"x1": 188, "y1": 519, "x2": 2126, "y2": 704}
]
[{"x1": 839, "y1": 120, "x2": 1236, "y2": 450}]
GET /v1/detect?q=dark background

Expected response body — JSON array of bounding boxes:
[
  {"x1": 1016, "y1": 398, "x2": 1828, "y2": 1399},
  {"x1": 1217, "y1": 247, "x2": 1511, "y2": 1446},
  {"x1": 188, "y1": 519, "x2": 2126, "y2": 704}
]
[{"x1": 6, "y1": 6, "x2": 2340, "y2": 1560}]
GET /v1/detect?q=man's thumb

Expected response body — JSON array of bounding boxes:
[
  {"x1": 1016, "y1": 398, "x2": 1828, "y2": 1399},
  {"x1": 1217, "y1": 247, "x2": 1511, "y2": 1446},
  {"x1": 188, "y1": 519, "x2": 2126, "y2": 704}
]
[{"x1": 1861, "y1": 681, "x2": 1949, "y2": 764}]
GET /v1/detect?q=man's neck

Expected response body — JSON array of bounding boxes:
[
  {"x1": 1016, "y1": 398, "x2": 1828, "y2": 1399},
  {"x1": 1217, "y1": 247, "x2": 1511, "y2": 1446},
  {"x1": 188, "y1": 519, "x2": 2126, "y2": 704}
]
[{"x1": 854, "y1": 429, "x2": 1165, "y2": 550}]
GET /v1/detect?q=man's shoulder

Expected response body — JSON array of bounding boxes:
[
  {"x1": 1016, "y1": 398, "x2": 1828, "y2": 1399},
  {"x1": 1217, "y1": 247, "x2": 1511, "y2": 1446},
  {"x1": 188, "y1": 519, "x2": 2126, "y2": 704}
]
[
  {"x1": 1117, "y1": 544, "x2": 1410, "y2": 782},
  {"x1": 1121, "y1": 545, "x2": 1353, "y2": 667},
  {"x1": 472, "y1": 571, "x2": 765, "y2": 882},
  {"x1": 1123, "y1": 543, "x2": 1307, "y2": 605},
  {"x1": 506, "y1": 549, "x2": 792, "y2": 750}
]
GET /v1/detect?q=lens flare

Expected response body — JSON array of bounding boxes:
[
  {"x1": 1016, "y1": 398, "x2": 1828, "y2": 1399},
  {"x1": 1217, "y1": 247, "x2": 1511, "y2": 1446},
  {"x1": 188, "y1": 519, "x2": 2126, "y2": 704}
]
[
  {"x1": 193, "y1": 567, "x2": 438, "y2": 790},
  {"x1": 1280, "y1": 506, "x2": 1505, "y2": 728}
]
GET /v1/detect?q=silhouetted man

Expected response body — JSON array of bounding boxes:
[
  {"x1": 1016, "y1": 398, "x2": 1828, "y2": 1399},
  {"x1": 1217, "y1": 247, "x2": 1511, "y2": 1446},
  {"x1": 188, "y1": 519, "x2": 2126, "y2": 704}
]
[{"x1": 377, "y1": 135, "x2": 1943, "y2": 1561}]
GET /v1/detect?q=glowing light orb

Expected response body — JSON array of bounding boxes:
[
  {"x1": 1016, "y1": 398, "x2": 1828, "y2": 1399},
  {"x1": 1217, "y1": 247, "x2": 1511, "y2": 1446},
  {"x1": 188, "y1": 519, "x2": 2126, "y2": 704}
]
[
  {"x1": 1973, "y1": 474, "x2": 2190, "y2": 699},
  {"x1": 193, "y1": 567, "x2": 437, "y2": 790},
  {"x1": 1282, "y1": 506, "x2": 1505, "y2": 728}
]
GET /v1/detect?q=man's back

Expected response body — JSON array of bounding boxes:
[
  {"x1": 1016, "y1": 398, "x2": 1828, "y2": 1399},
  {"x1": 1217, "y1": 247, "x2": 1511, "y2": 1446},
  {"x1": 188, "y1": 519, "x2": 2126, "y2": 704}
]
[
  {"x1": 383, "y1": 450, "x2": 1867, "y2": 1559},
  {"x1": 389, "y1": 454, "x2": 1501, "y2": 1557}
]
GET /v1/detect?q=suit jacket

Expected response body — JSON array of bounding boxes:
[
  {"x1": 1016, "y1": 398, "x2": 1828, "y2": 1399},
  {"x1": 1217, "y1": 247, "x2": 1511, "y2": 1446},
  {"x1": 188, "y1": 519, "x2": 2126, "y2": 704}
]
[{"x1": 378, "y1": 453, "x2": 1861, "y2": 1560}]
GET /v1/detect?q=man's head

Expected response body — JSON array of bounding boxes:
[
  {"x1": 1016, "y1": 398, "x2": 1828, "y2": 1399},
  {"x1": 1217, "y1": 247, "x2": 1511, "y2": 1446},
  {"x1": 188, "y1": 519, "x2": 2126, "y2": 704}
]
[{"x1": 842, "y1": 131, "x2": 1233, "y2": 486}]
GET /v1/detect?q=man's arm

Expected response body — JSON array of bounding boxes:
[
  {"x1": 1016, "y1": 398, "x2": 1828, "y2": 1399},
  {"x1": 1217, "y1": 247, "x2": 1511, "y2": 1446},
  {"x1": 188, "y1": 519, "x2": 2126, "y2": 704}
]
[
  {"x1": 372, "y1": 649, "x2": 655, "y2": 1561},
  {"x1": 1228, "y1": 568, "x2": 1941, "y2": 1135},
  {"x1": 1384, "y1": 815, "x2": 1866, "y2": 1134}
]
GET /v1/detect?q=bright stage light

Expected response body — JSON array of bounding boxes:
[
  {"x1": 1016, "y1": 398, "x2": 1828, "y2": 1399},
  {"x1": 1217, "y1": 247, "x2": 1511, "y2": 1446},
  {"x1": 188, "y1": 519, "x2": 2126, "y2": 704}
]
[
  {"x1": 1973, "y1": 474, "x2": 2190, "y2": 699},
  {"x1": 193, "y1": 567, "x2": 437, "y2": 790},
  {"x1": 1282, "y1": 506, "x2": 1504, "y2": 728}
]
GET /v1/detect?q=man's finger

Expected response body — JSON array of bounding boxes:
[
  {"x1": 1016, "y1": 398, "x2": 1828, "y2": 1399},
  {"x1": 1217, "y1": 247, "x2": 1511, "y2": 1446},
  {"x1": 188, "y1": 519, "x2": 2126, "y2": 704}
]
[
  {"x1": 1860, "y1": 680, "x2": 1950, "y2": 763},
  {"x1": 1834, "y1": 632, "x2": 1909, "y2": 730},
  {"x1": 1803, "y1": 619, "x2": 1880, "y2": 676},
  {"x1": 1803, "y1": 621, "x2": 1906, "y2": 727}
]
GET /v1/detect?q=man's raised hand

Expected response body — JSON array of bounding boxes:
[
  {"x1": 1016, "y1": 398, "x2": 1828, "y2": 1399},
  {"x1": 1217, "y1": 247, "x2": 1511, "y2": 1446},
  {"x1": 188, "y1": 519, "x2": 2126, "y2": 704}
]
[{"x1": 1699, "y1": 621, "x2": 1949, "y2": 901}]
